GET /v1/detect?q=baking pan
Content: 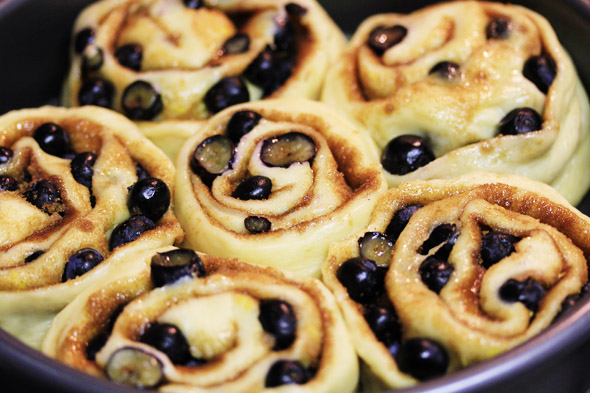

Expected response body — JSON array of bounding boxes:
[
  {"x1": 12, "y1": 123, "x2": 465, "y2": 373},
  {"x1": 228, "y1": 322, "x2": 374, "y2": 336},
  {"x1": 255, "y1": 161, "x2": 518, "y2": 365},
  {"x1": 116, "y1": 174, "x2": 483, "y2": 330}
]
[{"x1": 1, "y1": 0, "x2": 590, "y2": 392}]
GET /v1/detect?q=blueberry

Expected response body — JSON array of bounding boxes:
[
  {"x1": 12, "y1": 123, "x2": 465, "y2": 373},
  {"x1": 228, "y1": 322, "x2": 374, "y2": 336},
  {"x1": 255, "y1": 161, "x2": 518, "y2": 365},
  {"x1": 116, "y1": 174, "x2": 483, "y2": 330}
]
[
  {"x1": 62, "y1": 248, "x2": 104, "y2": 282},
  {"x1": 232, "y1": 176, "x2": 272, "y2": 200},
  {"x1": 499, "y1": 277, "x2": 545, "y2": 312},
  {"x1": 273, "y1": 19, "x2": 296, "y2": 52},
  {"x1": 121, "y1": 81, "x2": 163, "y2": 121},
  {"x1": 70, "y1": 152, "x2": 97, "y2": 189},
  {"x1": 497, "y1": 108, "x2": 543, "y2": 136},
  {"x1": 396, "y1": 338, "x2": 449, "y2": 381},
  {"x1": 78, "y1": 78, "x2": 114, "y2": 108},
  {"x1": 127, "y1": 177, "x2": 170, "y2": 222},
  {"x1": 0, "y1": 175, "x2": 17, "y2": 191},
  {"x1": 244, "y1": 216, "x2": 271, "y2": 234},
  {"x1": 226, "y1": 110, "x2": 262, "y2": 144},
  {"x1": 265, "y1": 360, "x2": 309, "y2": 387},
  {"x1": 367, "y1": 25, "x2": 407, "y2": 56},
  {"x1": 260, "y1": 132, "x2": 316, "y2": 168},
  {"x1": 244, "y1": 47, "x2": 295, "y2": 97},
  {"x1": 136, "y1": 163, "x2": 149, "y2": 180},
  {"x1": 24, "y1": 250, "x2": 44, "y2": 263},
  {"x1": 74, "y1": 28, "x2": 95, "y2": 54},
  {"x1": 106, "y1": 347, "x2": 164, "y2": 388},
  {"x1": 183, "y1": 0, "x2": 204, "y2": 9},
  {"x1": 33, "y1": 122, "x2": 72, "y2": 157},
  {"x1": 115, "y1": 44, "x2": 142, "y2": 71},
  {"x1": 358, "y1": 232, "x2": 394, "y2": 266},
  {"x1": 419, "y1": 256, "x2": 454, "y2": 294},
  {"x1": 523, "y1": 55, "x2": 556, "y2": 94},
  {"x1": 82, "y1": 45, "x2": 104, "y2": 72},
  {"x1": 221, "y1": 33, "x2": 250, "y2": 55},
  {"x1": 190, "y1": 135, "x2": 234, "y2": 186},
  {"x1": 24, "y1": 180, "x2": 62, "y2": 213},
  {"x1": 363, "y1": 305, "x2": 401, "y2": 345},
  {"x1": 140, "y1": 322, "x2": 191, "y2": 365},
  {"x1": 480, "y1": 231, "x2": 518, "y2": 269},
  {"x1": 337, "y1": 257, "x2": 384, "y2": 304},
  {"x1": 204, "y1": 77, "x2": 249, "y2": 114},
  {"x1": 385, "y1": 204, "x2": 422, "y2": 241},
  {"x1": 419, "y1": 224, "x2": 457, "y2": 255},
  {"x1": 109, "y1": 215, "x2": 156, "y2": 250},
  {"x1": 0, "y1": 146, "x2": 14, "y2": 165},
  {"x1": 381, "y1": 135, "x2": 435, "y2": 175},
  {"x1": 259, "y1": 300, "x2": 297, "y2": 350},
  {"x1": 429, "y1": 61, "x2": 460, "y2": 80},
  {"x1": 285, "y1": 3, "x2": 308, "y2": 16},
  {"x1": 150, "y1": 248, "x2": 206, "y2": 287},
  {"x1": 486, "y1": 16, "x2": 512, "y2": 39}
]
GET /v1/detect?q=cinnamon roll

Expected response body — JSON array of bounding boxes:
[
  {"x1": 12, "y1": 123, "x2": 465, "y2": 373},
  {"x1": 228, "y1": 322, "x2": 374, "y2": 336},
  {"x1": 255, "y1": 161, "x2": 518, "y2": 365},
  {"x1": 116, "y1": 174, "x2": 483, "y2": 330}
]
[
  {"x1": 63, "y1": 0, "x2": 346, "y2": 160},
  {"x1": 322, "y1": 1, "x2": 590, "y2": 204},
  {"x1": 322, "y1": 172, "x2": 590, "y2": 388},
  {"x1": 0, "y1": 106, "x2": 183, "y2": 349},
  {"x1": 175, "y1": 98, "x2": 387, "y2": 278},
  {"x1": 43, "y1": 247, "x2": 358, "y2": 393}
]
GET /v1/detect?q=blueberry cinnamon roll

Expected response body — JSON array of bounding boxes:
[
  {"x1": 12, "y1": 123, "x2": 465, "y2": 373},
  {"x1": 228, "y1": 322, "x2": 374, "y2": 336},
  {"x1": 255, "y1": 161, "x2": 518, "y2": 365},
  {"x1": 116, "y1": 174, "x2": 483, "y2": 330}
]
[
  {"x1": 43, "y1": 247, "x2": 358, "y2": 393},
  {"x1": 322, "y1": 172, "x2": 589, "y2": 388},
  {"x1": 322, "y1": 1, "x2": 590, "y2": 204},
  {"x1": 175, "y1": 98, "x2": 387, "y2": 277},
  {"x1": 0, "y1": 106, "x2": 183, "y2": 348},
  {"x1": 63, "y1": 0, "x2": 345, "y2": 159}
]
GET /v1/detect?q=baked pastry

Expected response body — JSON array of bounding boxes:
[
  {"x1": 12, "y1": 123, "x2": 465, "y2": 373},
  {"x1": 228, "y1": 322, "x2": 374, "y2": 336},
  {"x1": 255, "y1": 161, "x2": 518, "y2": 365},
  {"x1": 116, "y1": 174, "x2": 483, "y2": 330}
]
[
  {"x1": 322, "y1": 172, "x2": 590, "y2": 388},
  {"x1": 322, "y1": 1, "x2": 590, "y2": 205},
  {"x1": 175, "y1": 98, "x2": 387, "y2": 278},
  {"x1": 63, "y1": 0, "x2": 346, "y2": 160},
  {"x1": 43, "y1": 246, "x2": 359, "y2": 392},
  {"x1": 0, "y1": 106, "x2": 183, "y2": 349}
]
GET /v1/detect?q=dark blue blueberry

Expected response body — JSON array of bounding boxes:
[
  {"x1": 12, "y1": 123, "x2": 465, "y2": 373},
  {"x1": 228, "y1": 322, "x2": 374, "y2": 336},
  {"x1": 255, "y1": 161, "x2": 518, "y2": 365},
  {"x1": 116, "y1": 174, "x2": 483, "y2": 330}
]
[
  {"x1": 523, "y1": 55, "x2": 556, "y2": 94},
  {"x1": 62, "y1": 248, "x2": 104, "y2": 282},
  {"x1": 121, "y1": 81, "x2": 163, "y2": 121},
  {"x1": 140, "y1": 322, "x2": 191, "y2": 365},
  {"x1": 226, "y1": 110, "x2": 262, "y2": 144},
  {"x1": 259, "y1": 300, "x2": 297, "y2": 350},
  {"x1": 70, "y1": 152, "x2": 97, "y2": 189},
  {"x1": 273, "y1": 19, "x2": 296, "y2": 52},
  {"x1": 358, "y1": 232, "x2": 394, "y2": 266},
  {"x1": 150, "y1": 248, "x2": 205, "y2": 287},
  {"x1": 385, "y1": 204, "x2": 422, "y2": 242},
  {"x1": 0, "y1": 175, "x2": 17, "y2": 191},
  {"x1": 497, "y1": 108, "x2": 543, "y2": 136},
  {"x1": 419, "y1": 256, "x2": 454, "y2": 294},
  {"x1": 363, "y1": 305, "x2": 401, "y2": 345},
  {"x1": 480, "y1": 231, "x2": 518, "y2": 269},
  {"x1": 33, "y1": 122, "x2": 72, "y2": 157},
  {"x1": 0, "y1": 146, "x2": 14, "y2": 165},
  {"x1": 82, "y1": 45, "x2": 104, "y2": 72},
  {"x1": 78, "y1": 78, "x2": 115, "y2": 108},
  {"x1": 232, "y1": 176, "x2": 272, "y2": 200},
  {"x1": 337, "y1": 257, "x2": 384, "y2": 304},
  {"x1": 429, "y1": 61, "x2": 460, "y2": 80},
  {"x1": 244, "y1": 47, "x2": 295, "y2": 97},
  {"x1": 183, "y1": 0, "x2": 204, "y2": 9},
  {"x1": 367, "y1": 25, "x2": 407, "y2": 56},
  {"x1": 190, "y1": 135, "x2": 234, "y2": 186},
  {"x1": 221, "y1": 33, "x2": 250, "y2": 55},
  {"x1": 115, "y1": 44, "x2": 142, "y2": 71},
  {"x1": 419, "y1": 224, "x2": 457, "y2": 255},
  {"x1": 184, "y1": 357, "x2": 207, "y2": 367},
  {"x1": 396, "y1": 338, "x2": 449, "y2": 381},
  {"x1": 136, "y1": 163, "x2": 149, "y2": 180},
  {"x1": 24, "y1": 180, "x2": 62, "y2": 213},
  {"x1": 285, "y1": 3, "x2": 308, "y2": 16},
  {"x1": 127, "y1": 177, "x2": 170, "y2": 222},
  {"x1": 109, "y1": 215, "x2": 156, "y2": 250},
  {"x1": 486, "y1": 16, "x2": 512, "y2": 39},
  {"x1": 499, "y1": 277, "x2": 545, "y2": 312},
  {"x1": 265, "y1": 360, "x2": 309, "y2": 387},
  {"x1": 204, "y1": 77, "x2": 250, "y2": 114},
  {"x1": 245, "y1": 216, "x2": 271, "y2": 234},
  {"x1": 74, "y1": 28, "x2": 95, "y2": 54},
  {"x1": 24, "y1": 250, "x2": 44, "y2": 262},
  {"x1": 381, "y1": 135, "x2": 435, "y2": 175}
]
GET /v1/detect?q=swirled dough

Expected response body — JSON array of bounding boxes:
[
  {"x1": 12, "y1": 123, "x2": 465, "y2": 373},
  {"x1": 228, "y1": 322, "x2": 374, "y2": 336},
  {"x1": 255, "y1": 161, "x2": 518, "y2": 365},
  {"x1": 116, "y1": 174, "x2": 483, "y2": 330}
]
[
  {"x1": 322, "y1": 1, "x2": 590, "y2": 204},
  {"x1": 322, "y1": 172, "x2": 589, "y2": 388},
  {"x1": 175, "y1": 98, "x2": 387, "y2": 277},
  {"x1": 0, "y1": 106, "x2": 183, "y2": 348},
  {"x1": 43, "y1": 247, "x2": 358, "y2": 393}
]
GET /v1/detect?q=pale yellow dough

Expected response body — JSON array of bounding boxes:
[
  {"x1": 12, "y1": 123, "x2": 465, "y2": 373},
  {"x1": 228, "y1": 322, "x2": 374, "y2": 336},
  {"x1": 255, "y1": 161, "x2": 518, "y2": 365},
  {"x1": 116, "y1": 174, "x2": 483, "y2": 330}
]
[
  {"x1": 322, "y1": 172, "x2": 590, "y2": 389},
  {"x1": 175, "y1": 98, "x2": 387, "y2": 278},
  {"x1": 63, "y1": 0, "x2": 346, "y2": 160},
  {"x1": 0, "y1": 106, "x2": 183, "y2": 348},
  {"x1": 43, "y1": 247, "x2": 359, "y2": 393},
  {"x1": 322, "y1": 1, "x2": 590, "y2": 205}
]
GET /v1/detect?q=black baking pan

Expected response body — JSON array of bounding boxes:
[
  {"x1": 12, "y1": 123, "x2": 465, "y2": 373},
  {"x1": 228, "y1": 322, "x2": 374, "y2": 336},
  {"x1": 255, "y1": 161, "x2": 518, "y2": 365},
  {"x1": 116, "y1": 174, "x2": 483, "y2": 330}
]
[{"x1": 1, "y1": 0, "x2": 590, "y2": 392}]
